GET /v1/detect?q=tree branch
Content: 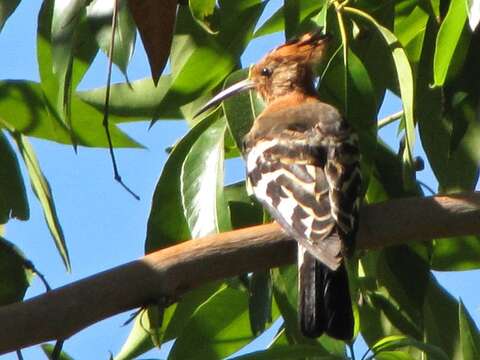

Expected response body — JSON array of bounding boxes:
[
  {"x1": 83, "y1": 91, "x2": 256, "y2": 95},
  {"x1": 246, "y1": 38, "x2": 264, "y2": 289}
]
[{"x1": 1, "y1": 193, "x2": 480, "y2": 353}]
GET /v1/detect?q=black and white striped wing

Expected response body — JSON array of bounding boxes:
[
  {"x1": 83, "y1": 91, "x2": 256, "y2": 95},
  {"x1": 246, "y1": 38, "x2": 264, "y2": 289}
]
[{"x1": 245, "y1": 128, "x2": 360, "y2": 270}]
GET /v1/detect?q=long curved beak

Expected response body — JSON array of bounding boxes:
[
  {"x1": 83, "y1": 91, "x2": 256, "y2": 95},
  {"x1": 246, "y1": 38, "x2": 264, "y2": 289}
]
[{"x1": 195, "y1": 78, "x2": 255, "y2": 117}]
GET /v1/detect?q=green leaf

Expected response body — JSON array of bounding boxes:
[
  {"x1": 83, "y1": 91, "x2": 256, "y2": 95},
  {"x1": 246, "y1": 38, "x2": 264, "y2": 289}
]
[
  {"x1": 168, "y1": 286, "x2": 253, "y2": 360},
  {"x1": 87, "y1": 0, "x2": 136, "y2": 76},
  {"x1": 38, "y1": 0, "x2": 99, "y2": 145},
  {"x1": 225, "y1": 181, "x2": 263, "y2": 229},
  {"x1": 221, "y1": 69, "x2": 264, "y2": 151},
  {"x1": 371, "y1": 335, "x2": 449, "y2": 360},
  {"x1": 248, "y1": 270, "x2": 272, "y2": 335},
  {"x1": 433, "y1": 0, "x2": 468, "y2": 86},
  {"x1": 0, "y1": 130, "x2": 29, "y2": 223},
  {"x1": 13, "y1": 134, "x2": 70, "y2": 271},
  {"x1": 78, "y1": 76, "x2": 182, "y2": 121},
  {"x1": 229, "y1": 345, "x2": 343, "y2": 360},
  {"x1": 430, "y1": 236, "x2": 480, "y2": 271},
  {"x1": 145, "y1": 114, "x2": 217, "y2": 252},
  {"x1": 0, "y1": 80, "x2": 140, "y2": 147},
  {"x1": 0, "y1": 236, "x2": 33, "y2": 306},
  {"x1": 41, "y1": 343, "x2": 74, "y2": 360},
  {"x1": 344, "y1": 6, "x2": 415, "y2": 185},
  {"x1": 284, "y1": 0, "x2": 300, "y2": 39},
  {"x1": 459, "y1": 300, "x2": 480, "y2": 359},
  {"x1": 254, "y1": 0, "x2": 324, "y2": 38},
  {"x1": 181, "y1": 115, "x2": 230, "y2": 237},
  {"x1": 116, "y1": 284, "x2": 220, "y2": 360},
  {"x1": 374, "y1": 351, "x2": 415, "y2": 360},
  {"x1": 189, "y1": 0, "x2": 217, "y2": 33},
  {"x1": 0, "y1": 0, "x2": 20, "y2": 32},
  {"x1": 423, "y1": 276, "x2": 462, "y2": 359},
  {"x1": 151, "y1": 0, "x2": 265, "y2": 127}
]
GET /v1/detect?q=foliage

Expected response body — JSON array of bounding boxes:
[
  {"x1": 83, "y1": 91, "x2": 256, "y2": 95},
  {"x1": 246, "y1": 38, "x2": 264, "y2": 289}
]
[{"x1": 0, "y1": 0, "x2": 480, "y2": 359}]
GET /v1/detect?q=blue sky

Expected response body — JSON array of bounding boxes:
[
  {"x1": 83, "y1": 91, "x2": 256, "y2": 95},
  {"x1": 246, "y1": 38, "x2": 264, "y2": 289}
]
[{"x1": 1, "y1": 1, "x2": 479, "y2": 359}]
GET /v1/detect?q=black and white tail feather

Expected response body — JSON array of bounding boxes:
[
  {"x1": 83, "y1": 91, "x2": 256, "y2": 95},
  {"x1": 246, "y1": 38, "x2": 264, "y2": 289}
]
[{"x1": 244, "y1": 102, "x2": 361, "y2": 340}]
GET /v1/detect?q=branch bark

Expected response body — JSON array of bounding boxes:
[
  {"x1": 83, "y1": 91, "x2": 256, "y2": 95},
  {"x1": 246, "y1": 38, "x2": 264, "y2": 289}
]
[{"x1": 1, "y1": 193, "x2": 480, "y2": 353}]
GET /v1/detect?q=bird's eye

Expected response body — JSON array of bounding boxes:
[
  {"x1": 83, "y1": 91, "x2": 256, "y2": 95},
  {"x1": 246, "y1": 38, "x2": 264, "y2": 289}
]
[{"x1": 260, "y1": 67, "x2": 272, "y2": 77}]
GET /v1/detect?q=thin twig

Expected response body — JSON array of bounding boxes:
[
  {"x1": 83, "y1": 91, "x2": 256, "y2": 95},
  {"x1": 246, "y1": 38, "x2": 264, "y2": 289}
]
[
  {"x1": 378, "y1": 110, "x2": 404, "y2": 129},
  {"x1": 103, "y1": 0, "x2": 140, "y2": 200}
]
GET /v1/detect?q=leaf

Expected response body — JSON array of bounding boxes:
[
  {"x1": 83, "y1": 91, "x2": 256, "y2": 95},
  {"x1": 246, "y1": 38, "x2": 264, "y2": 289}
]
[
  {"x1": 116, "y1": 283, "x2": 220, "y2": 360},
  {"x1": 0, "y1": 130, "x2": 29, "y2": 223},
  {"x1": 145, "y1": 114, "x2": 216, "y2": 252},
  {"x1": 151, "y1": 0, "x2": 265, "y2": 127},
  {"x1": 374, "y1": 351, "x2": 415, "y2": 360},
  {"x1": 127, "y1": 0, "x2": 177, "y2": 85},
  {"x1": 0, "y1": 237, "x2": 33, "y2": 306},
  {"x1": 248, "y1": 270, "x2": 272, "y2": 335},
  {"x1": 50, "y1": 0, "x2": 87, "y2": 132},
  {"x1": 224, "y1": 181, "x2": 263, "y2": 229},
  {"x1": 254, "y1": 0, "x2": 324, "y2": 38},
  {"x1": 168, "y1": 286, "x2": 253, "y2": 360},
  {"x1": 41, "y1": 343, "x2": 74, "y2": 360},
  {"x1": 181, "y1": 115, "x2": 230, "y2": 238},
  {"x1": 13, "y1": 134, "x2": 70, "y2": 271},
  {"x1": 229, "y1": 345, "x2": 343, "y2": 360},
  {"x1": 467, "y1": 0, "x2": 480, "y2": 31},
  {"x1": 189, "y1": 0, "x2": 217, "y2": 33},
  {"x1": 430, "y1": 236, "x2": 480, "y2": 271},
  {"x1": 284, "y1": 0, "x2": 300, "y2": 39},
  {"x1": 459, "y1": 300, "x2": 480, "y2": 360},
  {"x1": 433, "y1": 0, "x2": 468, "y2": 86},
  {"x1": 221, "y1": 69, "x2": 264, "y2": 151},
  {"x1": 0, "y1": 80, "x2": 141, "y2": 147},
  {"x1": 344, "y1": 6, "x2": 415, "y2": 184},
  {"x1": 78, "y1": 76, "x2": 182, "y2": 121},
  {"x1": 370, "y1": 335, "x2": 449, "y2": 360},
  {"x1": 0, "y1": 0, "x2": 20, "y2": 32},
  {"x1": 87, "y1": 0, "x2": 136, "y2": 76},
  {"x1": 423, "y1": 276, "x2": 462, "y2": 359}
]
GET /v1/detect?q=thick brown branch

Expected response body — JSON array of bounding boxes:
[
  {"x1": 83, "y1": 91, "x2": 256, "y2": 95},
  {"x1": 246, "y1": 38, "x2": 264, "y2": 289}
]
[{"x1": 1, "y1": 193, "x2": 480, "y2": 353}]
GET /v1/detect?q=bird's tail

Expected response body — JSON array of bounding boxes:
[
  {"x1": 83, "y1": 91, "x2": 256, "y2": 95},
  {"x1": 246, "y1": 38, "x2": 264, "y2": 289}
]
[{"x1": 298, "y1": 246, "x2": 354, "y2": 340}]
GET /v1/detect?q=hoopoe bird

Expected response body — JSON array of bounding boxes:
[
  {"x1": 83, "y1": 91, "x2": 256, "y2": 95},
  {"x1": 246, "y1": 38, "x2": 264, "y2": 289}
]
[{"x1": 197, "y1": 31, "x2": 361, "y2": 340}]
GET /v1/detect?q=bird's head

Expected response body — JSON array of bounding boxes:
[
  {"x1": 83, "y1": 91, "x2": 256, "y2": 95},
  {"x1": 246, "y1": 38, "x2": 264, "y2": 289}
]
[{"x1": 196, "y1": 31, "x2": 331, "y2": 116}]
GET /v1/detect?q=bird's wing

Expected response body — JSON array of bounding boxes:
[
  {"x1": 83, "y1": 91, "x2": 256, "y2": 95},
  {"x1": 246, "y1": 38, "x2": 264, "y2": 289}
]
[{"x1": 245, "y1": 111, "x2": 360, "y2": 270}]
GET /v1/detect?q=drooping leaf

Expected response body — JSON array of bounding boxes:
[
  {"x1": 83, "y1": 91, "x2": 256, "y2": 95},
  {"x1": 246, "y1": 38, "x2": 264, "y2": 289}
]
[
  {"x1": 0, "y1": 236, "x2": 33, "y2": 306},
  {"x1": 433, "y1": 0, "x2": 468, "y2": 86},
  {"x1": 0, "y1": 0, "x2": 20, "y2": 32},
  {"x1": 0, "y1": 130, "x2": 29, "y2": 223},
  {"x1": 87, "y1": 0, "x2": 136, "y2": 76},
  {"x1": 78, "y1": 76, "x2": 182, "y2": 121},
  {"x1": 0, "y1": 80, "x2": 141, "y2": 147},
  {"x1": 248, "y1": 270, "x2": 272, "y2": 335},
  {"x1": 344, "y1": 6, "x2": 415, "y2": 185},
  {"x1": 168, "y1": 286, "x2": 253, "y2": 360},
  {"x1": 459, "y1": 300, "x2": 480, "y2": 360},
  {"x1": 181, "y1": 115, "x2": 230, "y2": 237},
  {"x1": 13, "y1": 134, "x2": 70, "y2": 271},
  {"x1": 127, "y1": 0, "x2": 177, "y2": 85}
]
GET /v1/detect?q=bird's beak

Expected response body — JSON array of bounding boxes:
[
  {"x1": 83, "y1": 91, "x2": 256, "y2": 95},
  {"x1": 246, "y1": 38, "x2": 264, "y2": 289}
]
[{"x1": 195, "y1": 78, "x2": 255, "y2": 117}]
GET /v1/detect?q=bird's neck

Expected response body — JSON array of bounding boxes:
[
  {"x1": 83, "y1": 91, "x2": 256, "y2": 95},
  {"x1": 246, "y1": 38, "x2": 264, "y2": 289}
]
[{"x1": 263, "y1": 90, "x2": 319, "y2": 114}]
